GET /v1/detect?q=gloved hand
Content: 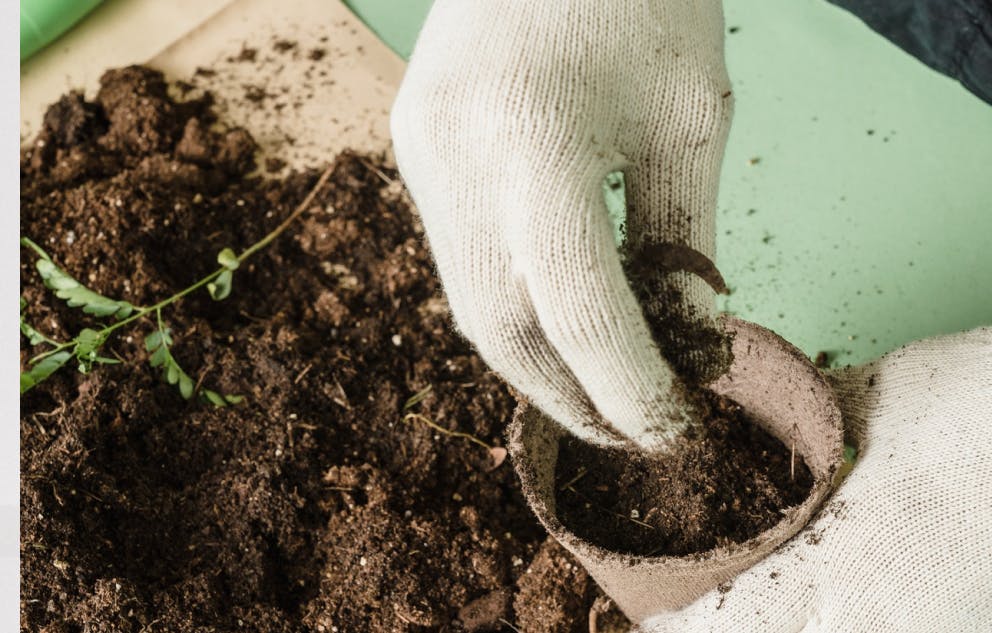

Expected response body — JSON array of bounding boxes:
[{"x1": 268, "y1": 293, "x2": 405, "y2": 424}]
[
  {"x1": 391, "y1": 1, "x2": 733, "y2": 449},
  {"x1": 640, "y1": 328, "x2": 992, "y2": 633}
]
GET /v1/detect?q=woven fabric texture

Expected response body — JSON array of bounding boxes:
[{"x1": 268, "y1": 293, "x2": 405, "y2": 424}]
[
  {"x1": 641, "y1": 328, "x2": 992, "y2": 632},
  {"x1": 391, "y1": 1, "x2": 733, "y2": 449}
]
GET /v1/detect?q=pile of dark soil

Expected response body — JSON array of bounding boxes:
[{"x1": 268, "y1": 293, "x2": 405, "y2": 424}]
[
  {"x1": 20, "y1": 62, "x2": 816, "y2": 632},
  {"x1": 556, "y1": 392, "x2": 814, "y2": 556},
  {"x1": 20, "y1": 66, "x2": 621, "y2": 632}
]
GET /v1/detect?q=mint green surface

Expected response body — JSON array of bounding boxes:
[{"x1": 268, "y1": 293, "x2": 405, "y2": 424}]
[
  {"x1": 349, "y1": 0, "x2": 991, "y2": 365},
  {"x1": 20, "y1": 0, "x2": 103, "y2": 61},
  {"x1": 715, "y1": 0, "x2": 991, "y2": 365},
  {"x1": 343, "y1": 0, "x2": 432, "y2": 60}
]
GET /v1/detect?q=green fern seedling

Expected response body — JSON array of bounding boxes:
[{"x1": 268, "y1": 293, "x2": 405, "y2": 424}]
[
  {"x1": 20, "y1": 238, "x2": 240, "y2": 406},
  {"x1": 19, "y1": 164, "x2": 334, "y2": 405}
]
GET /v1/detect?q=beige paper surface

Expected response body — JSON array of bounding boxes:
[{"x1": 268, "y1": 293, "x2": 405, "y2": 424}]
[
  {"x1": 20, "y1": 0, "x2": 235, "y2": 138},
  {"x1": 151, "y1": 0, "x2": 405, "y2": 167},
  {"x1": 21, "y1": 0, "x2": 405, "y2": 167}
]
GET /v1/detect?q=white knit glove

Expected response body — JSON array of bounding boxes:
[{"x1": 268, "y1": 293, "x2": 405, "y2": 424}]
[
  {"x1": 391, "y1": 1, "x2": 733, "y2": 449},
  {"x1": 640, "y1": 328, "x2": 992, "y2": 633}
]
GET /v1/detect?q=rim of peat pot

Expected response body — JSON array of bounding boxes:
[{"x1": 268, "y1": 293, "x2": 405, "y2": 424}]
[{"x1": 507, "y1": 316, "x2": 844, "y2": 621}]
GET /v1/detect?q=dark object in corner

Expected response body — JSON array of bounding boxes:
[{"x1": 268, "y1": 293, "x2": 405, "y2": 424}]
[{"x1": 828, "y1": 0, "x2": 992, "y2": 105}]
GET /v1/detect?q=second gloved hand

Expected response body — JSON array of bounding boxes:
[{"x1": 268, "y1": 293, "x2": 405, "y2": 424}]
[
  {"x1": 640, "y1": 328, "x2": 992, "y2": 633},
  {"x1": 391, "y1": 1, "x2": 733, "y2": 449}
]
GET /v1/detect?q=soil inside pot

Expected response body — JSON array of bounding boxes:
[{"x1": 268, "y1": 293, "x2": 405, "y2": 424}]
[
  {"x1": 20, "y1": 66, "x2": 626, "y2": 633},
  {"x1": 555, "y1": 391, "x2": 814, "y2": 557}
]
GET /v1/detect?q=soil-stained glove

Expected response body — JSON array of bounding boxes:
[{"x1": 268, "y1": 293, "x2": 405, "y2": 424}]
[
  {"x1": 640, "y1": 327, "x2": 992, "y2": 633},
  {"x1": 391, "y1": 2, "x2": 733, "y2": 449}
]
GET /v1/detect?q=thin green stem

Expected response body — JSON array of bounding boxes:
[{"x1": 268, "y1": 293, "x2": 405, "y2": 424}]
[
  {"x1": 29, "y1": 341, "x2": 75, "y2": 364},
  {"x1": 24, "y1": 164, "x2": 335, "y2": 386},
  {"x1": 21, "y1": 237, "x2": 51, "y2": 262},
  {"x1": 106, "y1": 162, "x2": 333, "y2": 333},
  {"x1": 103, "y1": 269, "x2": 223, "y2": 336},
  {"x1": 27, "y1": 269, "x2": 222, "y2": 365},
  {"x1": 237, "y1": 165, "x2": 334, "y2": 262},
  {"x1": 37, "y1": 332, "x2": 60, "y2": 346},
  {"x1": 21, "y1": 323, "x2": 60, "y2": 347}
]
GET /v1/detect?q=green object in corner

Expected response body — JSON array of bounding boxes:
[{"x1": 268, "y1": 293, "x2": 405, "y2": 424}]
[
  {"x1": 343, "y1": 0, "x2": 432, "y2": 60},
  {"x1": 20, "y1": 0, "x2": 104, "y2": 61}
]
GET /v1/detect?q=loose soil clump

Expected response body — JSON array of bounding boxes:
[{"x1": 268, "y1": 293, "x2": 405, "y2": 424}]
[
  {"x1": 20, "y1": 66, "x2": 622, "y2": 633},
  {"x1": 556, "y1": 391, "x2": 814, "y2": 556},
  {"x1": 21, "y1": 62, "x2": 815, "y2": 630}
]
